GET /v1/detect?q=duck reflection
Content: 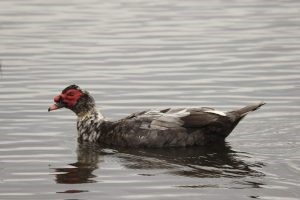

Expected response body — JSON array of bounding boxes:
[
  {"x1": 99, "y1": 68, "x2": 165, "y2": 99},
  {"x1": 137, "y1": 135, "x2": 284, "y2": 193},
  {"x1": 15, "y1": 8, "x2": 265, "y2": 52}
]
[
  {"x1": 54, "y1": 142, "x2": 264, "y2": 184},
  {"x1": 54, "y1": 143, "x2": 101, "y2": 184},
  {"x1": 118, "y1": 142, "x2": 264, "y2": 178}
]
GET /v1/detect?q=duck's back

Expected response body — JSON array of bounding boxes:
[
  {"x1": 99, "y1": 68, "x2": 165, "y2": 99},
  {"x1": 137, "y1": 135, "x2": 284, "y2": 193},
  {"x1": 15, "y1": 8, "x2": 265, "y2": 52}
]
[{"x1": 100, "y1": 106, "x2": 249, "y2": 148}]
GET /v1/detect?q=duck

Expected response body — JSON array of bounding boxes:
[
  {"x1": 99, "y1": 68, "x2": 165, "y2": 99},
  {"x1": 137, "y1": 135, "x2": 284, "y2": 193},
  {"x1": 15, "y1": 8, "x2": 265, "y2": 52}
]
[{"x1": 48, "y1": 85, "x2": 265, "y2": 148}]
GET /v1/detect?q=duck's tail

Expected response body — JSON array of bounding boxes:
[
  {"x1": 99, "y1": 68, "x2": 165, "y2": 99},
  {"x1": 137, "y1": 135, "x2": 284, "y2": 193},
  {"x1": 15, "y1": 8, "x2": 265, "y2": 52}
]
[
  {"x1": 234, "y1": 102, "x2": 266, "y2": 117},
  {"x1": 211, "y1": 102, "x2": 265, "y2": 140},
  {"x1": 226, "y1": 101, "x2": 265, "y2": 124}
]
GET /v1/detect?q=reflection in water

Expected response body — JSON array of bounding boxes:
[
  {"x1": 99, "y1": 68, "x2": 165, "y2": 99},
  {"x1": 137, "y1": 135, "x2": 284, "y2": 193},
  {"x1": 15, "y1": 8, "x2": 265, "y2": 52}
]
[
  {"x1": 119, "y1": 143, "x2": 265, "y2": 179},
  {"x1": 54, "y1": 142, "x2": 264, "y2": 185},
  {"x1": 56, "y1": 189, "x2": 89, "y2": 194},
  {"x1": 54, "y1": 143, "x2": 101, "y2": 184}
]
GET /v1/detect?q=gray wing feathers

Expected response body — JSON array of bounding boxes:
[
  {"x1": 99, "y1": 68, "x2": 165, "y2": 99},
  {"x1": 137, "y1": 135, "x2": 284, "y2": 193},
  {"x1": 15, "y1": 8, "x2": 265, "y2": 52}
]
[
  {"x1": 134, "y1": 108, "x2": 226, "y2": 130},
  {"x1": 149, "y1": 108, "x2": 190, "y2": 130},
  {"x1": 182, "y1": 111, "x2": 220, "y2": 128}
]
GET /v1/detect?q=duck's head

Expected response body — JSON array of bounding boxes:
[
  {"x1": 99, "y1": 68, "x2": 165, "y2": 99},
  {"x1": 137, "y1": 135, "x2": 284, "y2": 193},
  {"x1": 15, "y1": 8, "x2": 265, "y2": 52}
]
[{"x1": 48, "y1": 85, "x2": 96, "y2": 115}]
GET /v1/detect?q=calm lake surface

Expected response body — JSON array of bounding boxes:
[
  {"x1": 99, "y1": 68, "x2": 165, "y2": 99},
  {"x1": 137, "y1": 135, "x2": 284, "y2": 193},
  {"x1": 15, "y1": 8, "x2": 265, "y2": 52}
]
[{"x1": 0, "y1": 0, "x2": 299, "y2": 199}]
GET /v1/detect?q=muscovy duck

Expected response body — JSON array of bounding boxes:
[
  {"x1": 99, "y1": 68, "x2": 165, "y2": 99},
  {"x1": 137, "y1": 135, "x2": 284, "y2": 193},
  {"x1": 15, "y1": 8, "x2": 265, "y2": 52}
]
[{"x1": 48, "y1": 85, "x2": 265, "y2": 148}]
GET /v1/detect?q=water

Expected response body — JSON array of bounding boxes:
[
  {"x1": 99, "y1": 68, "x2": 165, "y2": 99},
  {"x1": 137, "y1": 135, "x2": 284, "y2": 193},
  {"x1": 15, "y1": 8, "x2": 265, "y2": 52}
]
[{"x1": 0, "y1": 0, "x2": 299, "y2": 199}]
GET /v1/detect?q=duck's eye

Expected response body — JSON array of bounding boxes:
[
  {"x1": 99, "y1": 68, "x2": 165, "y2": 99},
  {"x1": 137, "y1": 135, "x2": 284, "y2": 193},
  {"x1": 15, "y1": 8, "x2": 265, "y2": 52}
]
[{"x1": 67, "y1": 92, "x2": 75, "y2": 96}]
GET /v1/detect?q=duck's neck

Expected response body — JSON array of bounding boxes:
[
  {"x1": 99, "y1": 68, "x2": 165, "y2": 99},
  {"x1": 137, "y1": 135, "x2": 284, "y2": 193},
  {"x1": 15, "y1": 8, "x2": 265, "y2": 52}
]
[{"x1": 76, "y1": 108, "x2": 105, "y2": 142}]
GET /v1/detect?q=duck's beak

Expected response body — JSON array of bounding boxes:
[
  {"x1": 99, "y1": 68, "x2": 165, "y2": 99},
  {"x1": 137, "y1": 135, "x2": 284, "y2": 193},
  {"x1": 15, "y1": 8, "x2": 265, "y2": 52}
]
[
  {"x1": 48, "y1": 94, "x2": 66, "y2": 112},
  {"x1": 48, "y1": 102, "x2": 65, "y2": 112}
]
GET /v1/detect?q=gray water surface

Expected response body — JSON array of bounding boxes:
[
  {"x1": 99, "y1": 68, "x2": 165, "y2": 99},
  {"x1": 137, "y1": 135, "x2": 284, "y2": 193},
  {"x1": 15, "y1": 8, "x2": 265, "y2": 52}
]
[{"x1": 0, "y1": 0, "x2": 299, "y2": 199}]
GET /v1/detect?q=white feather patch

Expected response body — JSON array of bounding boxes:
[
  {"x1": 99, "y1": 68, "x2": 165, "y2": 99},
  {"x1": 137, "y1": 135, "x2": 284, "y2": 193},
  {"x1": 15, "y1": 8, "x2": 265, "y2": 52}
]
[
  {"x1": 205, "y1": 110, "x2": 226, "y2": 116},
  {"x1": 147, "y1": 108, "x2": 190, "y2": 130}
]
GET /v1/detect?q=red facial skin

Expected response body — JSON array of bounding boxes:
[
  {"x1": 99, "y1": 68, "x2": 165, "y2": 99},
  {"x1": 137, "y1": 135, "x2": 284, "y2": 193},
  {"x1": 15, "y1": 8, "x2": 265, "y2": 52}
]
[{"x1": 49, "y1": 89, "x2": 83, "y2": 111}]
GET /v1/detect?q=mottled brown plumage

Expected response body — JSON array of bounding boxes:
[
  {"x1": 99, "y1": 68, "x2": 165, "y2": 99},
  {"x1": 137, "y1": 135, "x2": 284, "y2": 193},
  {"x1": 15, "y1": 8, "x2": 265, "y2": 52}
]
[{"x1": 49, "y1": 85, "x2": 265, "y2": 148}]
